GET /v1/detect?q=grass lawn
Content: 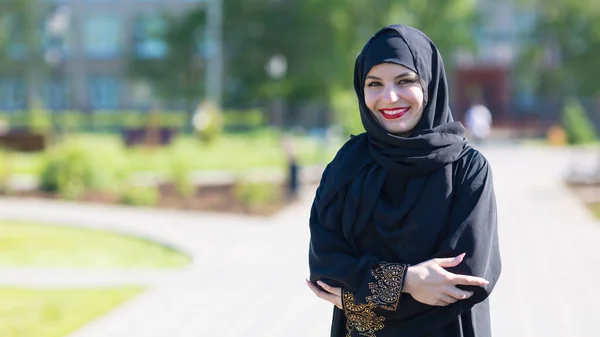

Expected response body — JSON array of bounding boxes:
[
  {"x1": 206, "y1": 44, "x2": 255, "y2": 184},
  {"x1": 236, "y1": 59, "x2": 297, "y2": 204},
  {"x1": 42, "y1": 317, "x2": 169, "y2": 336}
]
[
  {"x1": 0, "y1": 287, "x2": 143, "y2": 337},
  {"x1": 0, "y1": 221, "x2": 191, "y2": 268},
  {"x1": 5, "y1": 130, "x2": 339, "y2": 176}
]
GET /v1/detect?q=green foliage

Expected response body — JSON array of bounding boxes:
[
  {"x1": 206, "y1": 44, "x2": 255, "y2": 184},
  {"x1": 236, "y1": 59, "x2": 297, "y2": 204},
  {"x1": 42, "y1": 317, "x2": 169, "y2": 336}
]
[
  {"x1": 233, "y1": 180, "x2": 280, "y2": 210},
  {"x1": 119, "y1": 185, "x2": 160, "y2": 207},
  {"x1": 167, "y1": 142, "x2": 196, "y2": 197},
  {"x1": 55, "y1": 111, "x2": 88, "y2": 133},
  {"x1": 25, "y1": 104, "x2": 52, "y2": 134},
  {"x1": 561, "y1": 97, "x2": 597, "y2": 145},
  {"x1": 125, "y1": 0, "x2": 478, "y2": 116},
  {"x1": 39, "y1": 141, "x2": 130, "y2": 199},
  {"x1": 127, "y1": 10, "x2": 205, "y2": 106},
  {"x1": 222, "y1": 108, "x2": 266, "y2": 131},
  {"x1": 517, "y1": 0, "x2": 600, "y2": 97},
  {"x1": 330, "y1": 89, "x2": 364, "y2": 136},
  {"x1": 121, "y1": 110, "x2": 148, "y2": 129},
  {"x1": 156, "y1": 110, "x2": 189, "y2": 129},
  {"x1": 0, "y1": 0, "x2": 47, "y2": 69},
  {"x1": 0, "y1": 150, "x2": 10, "y2": 194},
  {"x1": 87, "y1": 110, "x2": 188, "y2": 132}
]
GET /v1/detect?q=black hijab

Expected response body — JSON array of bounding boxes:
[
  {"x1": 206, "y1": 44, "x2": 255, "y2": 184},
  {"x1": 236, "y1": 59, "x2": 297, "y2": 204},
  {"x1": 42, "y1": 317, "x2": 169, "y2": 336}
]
[
  {"x1": 357, "y1": 25, "x2": 467, "y2": 175},
  {"x1": 317, "y1": 25, "x2": 469, "y2": 242}
]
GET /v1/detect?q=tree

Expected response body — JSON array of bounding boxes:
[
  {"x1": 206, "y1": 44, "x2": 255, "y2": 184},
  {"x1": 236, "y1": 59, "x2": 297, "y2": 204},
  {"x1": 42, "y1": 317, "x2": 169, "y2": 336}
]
[
  {"x1": 517, "y1": 0, "x2": 600, "y2": 97},
  {"x1": 222, "y1": 0, "x2": 477, "y2": 103},
  {"x1": 130, "y1": 0, "x2": 479, "y2": 128},
  {"x1": 0, "y1": 0, "x2": 56, "y2": 108},
  {"x1": 127, "y1": 9, "x2": 206, "y2": 111}
]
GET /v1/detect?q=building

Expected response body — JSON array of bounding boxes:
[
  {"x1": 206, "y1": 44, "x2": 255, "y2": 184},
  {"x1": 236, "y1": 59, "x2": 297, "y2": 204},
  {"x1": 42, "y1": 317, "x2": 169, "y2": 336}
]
[
  {"x1": 451, "y1": 0, "x2": 540, "y2": 126},
  {"x1": 0, "y1": 0, "x2": 209, "y2": 113}
]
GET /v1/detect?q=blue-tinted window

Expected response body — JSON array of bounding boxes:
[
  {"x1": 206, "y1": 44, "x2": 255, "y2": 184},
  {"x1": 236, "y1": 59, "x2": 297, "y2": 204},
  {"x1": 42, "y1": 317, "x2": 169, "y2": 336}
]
[
  {"x1": 83, "y1": 15, "x2": 121, "y2": 58},
  {"x1": 133, "y1": 14, "x2": 168, "y2": 59},
  {"x1": 43, "y1": 79, "x2": 71, "y2": 110},
  {"x1": 89, "y1": 75, "x2": 120, "y2": 110},
  {"x1": 0, "y1": 78, "x2": 27, "y2": 111}
]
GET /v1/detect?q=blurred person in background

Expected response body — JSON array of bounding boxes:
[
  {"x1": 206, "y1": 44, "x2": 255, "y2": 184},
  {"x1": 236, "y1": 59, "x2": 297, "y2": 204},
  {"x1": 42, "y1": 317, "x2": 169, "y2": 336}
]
[
  {"x1": 306, "y1": 25, "x2": 501, "y2": 337},
  {"x1": 464, "y1": 93, "x2": 493, "y2": 144},
  {"x1": 281, "y1": 133, "x2": 299, "y2": 200}
]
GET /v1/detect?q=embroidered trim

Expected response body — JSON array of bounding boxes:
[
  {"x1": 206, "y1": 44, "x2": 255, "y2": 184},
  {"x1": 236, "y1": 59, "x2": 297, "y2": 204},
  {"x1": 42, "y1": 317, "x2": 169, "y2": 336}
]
[
  {"x1": 366, "y1": 263, "x2": 407, "y2": 311},
  {"x1": 342, "y1": 263, "x2": 407, "y2": 336},
  {"x1": 343, "y1": 289, "x2": 385, "y2": 337}
]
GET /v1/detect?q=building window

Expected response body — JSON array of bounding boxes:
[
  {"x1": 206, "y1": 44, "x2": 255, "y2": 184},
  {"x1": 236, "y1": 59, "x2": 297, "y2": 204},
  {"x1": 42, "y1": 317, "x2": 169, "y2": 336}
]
[
  {"x1": 83, "y1": 15, "x2": 121, "y2": 58},
  {"x1": 43, "y1": 79, "x2": 71, "y2": 110},
  {"x1": 133, "y1": 14, "x2": 168, "y2": 59},
  {"x1": 0, "y1": 78, "x2": 27, "y2": 111},
  {"x1": 89, "y1": 75, "x2": 120, "y2": 110}
]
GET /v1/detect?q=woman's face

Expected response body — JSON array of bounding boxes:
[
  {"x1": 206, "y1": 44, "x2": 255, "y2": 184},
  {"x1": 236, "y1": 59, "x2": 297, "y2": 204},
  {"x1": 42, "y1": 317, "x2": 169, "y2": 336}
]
[{"x1": 364, "y1": 63, "x2": 424, "y2": 136}]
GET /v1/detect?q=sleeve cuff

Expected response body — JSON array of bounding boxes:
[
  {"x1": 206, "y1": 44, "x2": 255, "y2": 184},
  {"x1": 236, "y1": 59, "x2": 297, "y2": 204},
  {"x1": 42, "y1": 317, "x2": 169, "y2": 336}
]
[{"x1": 366, "y1": 262, "x2": 408, "y2": 311}]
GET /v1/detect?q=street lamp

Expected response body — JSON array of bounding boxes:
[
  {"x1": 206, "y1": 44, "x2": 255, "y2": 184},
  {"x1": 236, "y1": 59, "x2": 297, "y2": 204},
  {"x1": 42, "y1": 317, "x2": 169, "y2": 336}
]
[
  {"x1": 44, "y1": 5, "x2": 71, "y2": 137},
  {"x1": 265, "y1": 53, "x2": 287, "y2": 129}
]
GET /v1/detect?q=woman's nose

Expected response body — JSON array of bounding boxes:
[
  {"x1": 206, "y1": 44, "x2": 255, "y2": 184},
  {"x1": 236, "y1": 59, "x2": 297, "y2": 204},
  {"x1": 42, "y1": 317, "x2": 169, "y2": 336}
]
[{"x1": 383, "y1": 87, "x2": 400, "y2": 103}]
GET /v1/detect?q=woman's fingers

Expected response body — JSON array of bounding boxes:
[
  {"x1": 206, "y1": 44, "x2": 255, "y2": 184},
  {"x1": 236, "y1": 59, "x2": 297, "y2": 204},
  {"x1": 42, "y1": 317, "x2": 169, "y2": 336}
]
[
  {"x1": 306, "y1": 279, "x2": 326, "y2": 297},
  {"x1": 306, "y1": 280, "x2": 342, "y2": 309},
  {"x1": 317, "y1": 281, "x2": 342, "y2": 296},
  {"x1": 439, "y1": 294, "x2": 457, "y2": 304},
  {"x1": 436, "y1": 253, "x2": 466, "y2": 268},
  {"x1": 445, "y1": 286, "x2": 474, "y2": 300},
  {"x1": 449, "y1": 273, "x2": 489, "y2": 287}
]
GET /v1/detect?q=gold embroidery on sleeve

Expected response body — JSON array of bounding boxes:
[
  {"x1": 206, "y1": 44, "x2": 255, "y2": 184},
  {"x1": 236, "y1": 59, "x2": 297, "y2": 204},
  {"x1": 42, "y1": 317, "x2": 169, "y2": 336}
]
[
  {"x1": 342, "y1": 263, "x2": 408, "y2": 336},
  {"x1": 343, "y1": 290, "x2": 385, "y2": 337},
  {"x1": 366, "y1": 263, "x2": 407, "y2": 311}
]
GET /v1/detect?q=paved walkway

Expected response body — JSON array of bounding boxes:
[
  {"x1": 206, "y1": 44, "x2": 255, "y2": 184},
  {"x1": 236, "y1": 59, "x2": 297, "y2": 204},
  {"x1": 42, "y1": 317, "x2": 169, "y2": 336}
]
[{"x1": 1, "y1": 144, "x2": 600, "y2": 336}]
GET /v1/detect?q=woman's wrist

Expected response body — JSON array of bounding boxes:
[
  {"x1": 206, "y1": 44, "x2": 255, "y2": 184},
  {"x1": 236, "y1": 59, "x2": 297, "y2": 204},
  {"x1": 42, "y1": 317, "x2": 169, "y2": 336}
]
[{"x1": 402, "y1": 265, "x2": 417, "y2": 294}]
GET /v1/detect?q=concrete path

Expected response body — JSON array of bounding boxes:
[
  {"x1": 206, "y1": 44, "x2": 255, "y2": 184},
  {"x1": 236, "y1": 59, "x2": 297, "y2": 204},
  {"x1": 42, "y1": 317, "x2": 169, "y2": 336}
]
[{"x1": 1, "y1": 144, "x2": 600, "y2": 336}]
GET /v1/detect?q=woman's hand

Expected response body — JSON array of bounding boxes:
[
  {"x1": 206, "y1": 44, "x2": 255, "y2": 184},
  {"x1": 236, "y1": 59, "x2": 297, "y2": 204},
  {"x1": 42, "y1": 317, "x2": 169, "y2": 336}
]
[
  {"x1": 306, "y1": 279, "x2": 343, "y2": 309},
  {"x1": 403, "y1": 253, "x2": 488, "y2": 306}
]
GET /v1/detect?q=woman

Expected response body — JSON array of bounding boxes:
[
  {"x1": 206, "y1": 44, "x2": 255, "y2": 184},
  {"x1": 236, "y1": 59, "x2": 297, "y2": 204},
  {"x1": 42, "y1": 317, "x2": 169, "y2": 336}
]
[{"x1": 306, "y1": 24, "x2": 501, "y2": 337}]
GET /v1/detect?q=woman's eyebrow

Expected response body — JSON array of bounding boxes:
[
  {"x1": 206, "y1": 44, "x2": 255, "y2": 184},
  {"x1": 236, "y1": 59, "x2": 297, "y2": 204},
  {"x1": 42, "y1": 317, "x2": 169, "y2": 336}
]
[{"x1": 365, "y1": 72, "x2": 417, "y2": 81}]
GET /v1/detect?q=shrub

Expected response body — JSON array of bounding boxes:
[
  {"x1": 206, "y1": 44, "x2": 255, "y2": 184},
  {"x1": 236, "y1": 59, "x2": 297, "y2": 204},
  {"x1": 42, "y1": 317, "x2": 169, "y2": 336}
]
[
  {"x1": 55, "y1": 110, "x2": 88, "y2": 133},
  {"x1": 233, "y1": 180, "x2": 280, "y2": 211},
  {"x1": 156, "y1": 110, "x2": 189, "y2": 129},
  {"x1": 39, "y1": 141, "x2": 130, "y2": 199},
  {"x1": 0, "y1": 150, "x2": 10, "y2": 194},
  {"x1": 561, "y1": 97, "x2": 597, "y2": 145},
  {"x1": 222, "y1": 108, "x2": 266, "y2": 131},
  {"x1": 120, "y1": 185, "x2": 160, "y2": 207},
  {"x1": 25, "y1": 103, "x2": 52, "y2": 134},
  {"x1": 168, "y1": 144, "x2": 195, "y2": 198}
]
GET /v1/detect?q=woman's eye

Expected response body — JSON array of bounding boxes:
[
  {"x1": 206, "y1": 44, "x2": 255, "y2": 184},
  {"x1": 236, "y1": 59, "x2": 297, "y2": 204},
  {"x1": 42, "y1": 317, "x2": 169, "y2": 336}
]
[
  {"x1": 398, "y1": 79, "x2": 416, "y2": 85},
  {"x1": 367, "y1": 82, "x2": 382, "y2": 87}
]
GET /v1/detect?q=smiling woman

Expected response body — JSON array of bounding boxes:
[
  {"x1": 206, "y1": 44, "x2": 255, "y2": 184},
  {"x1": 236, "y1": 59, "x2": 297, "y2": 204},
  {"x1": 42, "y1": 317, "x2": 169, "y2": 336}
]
[
  {"x1": 307, "y1": 24, "x2": 501, "y2": 337},
  {"x1": 363, "y1": 63, "x2": 424, "y2": 136}
]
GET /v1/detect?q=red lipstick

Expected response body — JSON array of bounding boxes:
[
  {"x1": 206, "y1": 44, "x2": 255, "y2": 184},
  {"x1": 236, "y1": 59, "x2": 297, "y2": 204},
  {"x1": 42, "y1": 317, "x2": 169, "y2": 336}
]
[{"x1": 378, "y1": 107, "x2": 410, "y2": 120}]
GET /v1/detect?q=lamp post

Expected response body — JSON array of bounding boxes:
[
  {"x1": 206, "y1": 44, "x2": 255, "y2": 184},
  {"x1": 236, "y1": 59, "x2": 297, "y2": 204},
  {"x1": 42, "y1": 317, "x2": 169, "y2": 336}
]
[
  {"x1": 44, "y1": 5, "x2": 71, "y2": 138},
  {"x1": 265, "y1": 53, "x2": 287, "y2": 129},
  {"x1": 205, "y1": 0, "x2": 223, "y2": 109}
]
